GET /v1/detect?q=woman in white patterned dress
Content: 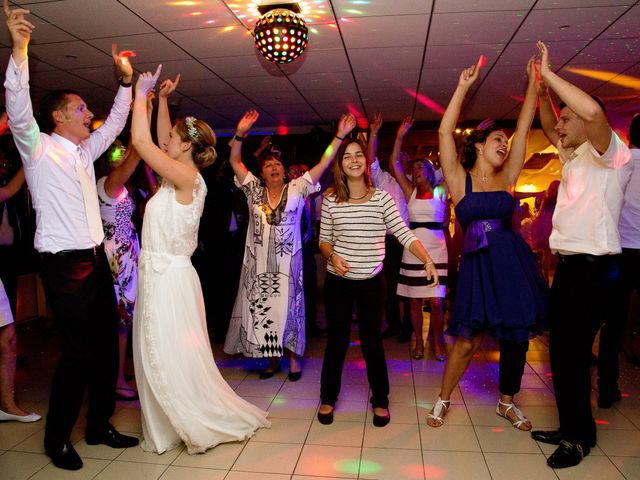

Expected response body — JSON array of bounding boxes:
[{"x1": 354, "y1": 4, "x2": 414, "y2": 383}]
[
  {"x1": 224, "y1": 109, "x2": 355, "y2": 380},
  {"x1": 131, "y1": 67, "x2": 270, "y2": 454}
]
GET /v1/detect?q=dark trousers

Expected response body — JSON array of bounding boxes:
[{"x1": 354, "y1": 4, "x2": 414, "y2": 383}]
[
  {"x1": 302, "y1": 242, "x2": 318, "y2": 335},
  {"x1": 40, "y1": 247, "x2": 119, "y2": 446},
  {"x1": 499, "y1": 340, "x2": 529, "y2": 396},
  {"x1": 549, "y1": 254, "x2": 620, "y2": 446},
  {"x1": 382, "y1": 235, "x2": 402, "y2": 332},
  {"x1": 0, "y1": 244, "x2": 19, "y2": 315},
  {"x1": 321, "y1": 273, "x2": 389, "y2": 408},
  {"x1": 598, "y1": 249, "x2": 636, "y2": 394}
]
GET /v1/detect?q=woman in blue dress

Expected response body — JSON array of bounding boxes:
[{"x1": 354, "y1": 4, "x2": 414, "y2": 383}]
[{"x1": 426, "y1": 56, "x2": 548, "y2": 430}]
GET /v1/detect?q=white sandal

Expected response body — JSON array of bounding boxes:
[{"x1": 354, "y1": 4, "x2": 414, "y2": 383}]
[
  {"x1": 426, "y1": 397, "x2": 450, "y2": 428},
  {"x1": 496, "y1": 400, "x2": 531, "y2": 431}
]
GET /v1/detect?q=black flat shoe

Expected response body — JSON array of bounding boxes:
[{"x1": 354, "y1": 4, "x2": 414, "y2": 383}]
[
  {"x1": 85, "y1": 424, "x2": 139, "y2": 448},
  {"x1": 547, "y1": 440, "x2": 590, "y2": 469},
  {"x1": 373, "y1": 409, "x2": 391, "y2": 427},
  {"x1": 317, "y1": 408, "x2": 334, "y2": 425},
  {"x1": 288, "y1": 370, "x2": 302, "y2": 382},
  {"x1": 598, "y1": 389, "x2": 622, "y2": 408},
  {"x1": 258, "y1": 366, "x2": 281, "y2": 379},
  {"x1": 531, "y1": 429, "x2": 562, "y2": 445},
  {"x1": 46, "y1": 441, "x2": 83, "y2": 471}
]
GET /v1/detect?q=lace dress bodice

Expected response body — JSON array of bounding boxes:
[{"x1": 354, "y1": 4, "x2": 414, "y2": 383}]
[{"x1": 141, "y1": 175, "x2": 206, "y2": 256}]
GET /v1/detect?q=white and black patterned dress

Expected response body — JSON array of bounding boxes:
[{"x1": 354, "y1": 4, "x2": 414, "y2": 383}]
[
  {"x1": 224, "y1": 171, "x2": 320, "y2": 358},
  {"x1": 97, "y1": 177, "x2": 139, "y2": 327}
]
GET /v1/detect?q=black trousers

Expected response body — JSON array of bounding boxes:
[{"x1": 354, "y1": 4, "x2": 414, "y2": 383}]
[
  {"x1": 549, "y1": 253, "x2": 620, "y2": 446},
  {"x1": 0, "y1": 244, "x2": 19, "y2": 315},
  {"x1": 302, "y1": 241, "x2": 318, "y2": 334},
  {"x1": 382, "y1": 235, "x2": 402, "y2": 332},
  {"x1": 40, "y1": 247, "x2": 119, "y2": 446},
  {"x1": 499, "y1": 339, "x2": 529, "y2": 396},
  {"x1": 321, "y1": 273, "x2": 389, "y2": 408},
  {"x1": 598, "y1": 250, "x2": 635, "y2": 393}
]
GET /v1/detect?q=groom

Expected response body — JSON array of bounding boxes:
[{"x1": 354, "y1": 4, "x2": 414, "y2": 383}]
[{"x1": 4, "y1": 1, "x2": 138, "y2": 470}]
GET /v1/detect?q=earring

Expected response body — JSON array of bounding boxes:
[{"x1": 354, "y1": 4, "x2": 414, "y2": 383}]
[{"x1": 479, "y1": 148, "x2": 484, "y2": 156}]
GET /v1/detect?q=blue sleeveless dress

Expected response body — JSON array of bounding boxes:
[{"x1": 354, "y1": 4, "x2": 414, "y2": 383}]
[{"x1": 447, "y1": 173, "x2": 548, "y2": 342}]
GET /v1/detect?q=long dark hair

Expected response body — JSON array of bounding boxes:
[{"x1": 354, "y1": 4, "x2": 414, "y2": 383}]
[{"x1": 461, "y1": 126, "x2": 502, "y2": 171}]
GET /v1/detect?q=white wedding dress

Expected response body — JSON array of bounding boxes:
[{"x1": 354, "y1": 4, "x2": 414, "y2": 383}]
[{"x1": 133, "y1": 176, "x2": 270, "y2": 454}]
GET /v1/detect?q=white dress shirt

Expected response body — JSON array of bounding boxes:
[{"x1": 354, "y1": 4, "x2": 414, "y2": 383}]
[
  {"x1": 550, "y1": 131, "x2": 632, "y2": 256},
  {"x1": 4, "y1": 56, "x2": 131, "y2": 253},
  {"x1": 370, "y1": 158, "x2": 409, "y2": 227},
  {"x1": 618, "y1": 148, "x2": 640, "y2": 249}
]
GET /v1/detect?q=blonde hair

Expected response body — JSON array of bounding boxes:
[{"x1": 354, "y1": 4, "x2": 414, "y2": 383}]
[{"x1": 175, "y1": 117, "x2": 217, "y2": 169}]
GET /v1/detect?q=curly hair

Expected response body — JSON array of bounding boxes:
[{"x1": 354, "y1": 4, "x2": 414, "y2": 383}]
[
  {"x1": 175, "y1": 117, "x2": 217, "y2": 169},
  {"x1": 461, "y1": 126, "x2": 502, "y2": 171}
]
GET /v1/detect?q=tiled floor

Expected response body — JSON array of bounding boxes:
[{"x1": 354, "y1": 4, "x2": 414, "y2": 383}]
[{"x1": 2, "y1": 320, "x2": 640, "y2": 480}]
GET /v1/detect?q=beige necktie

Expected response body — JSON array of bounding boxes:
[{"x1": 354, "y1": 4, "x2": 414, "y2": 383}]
[{"x1": 74, "y1": 151, "x2": 104, "y2": 245}]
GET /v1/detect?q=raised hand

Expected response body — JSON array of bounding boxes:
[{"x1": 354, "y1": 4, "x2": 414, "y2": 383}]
[
  {"x1": 370, "y1": 112, "x2": 383, "y2": 134},
  {"x1": 336, "y1": 113, "x2": 356, "y2": 138},
  {"x1": 158, "y1": 74, "x2": 181, "y2": 99},
  {"x1": 112, "y1": 44, "x2": 134, "y2": 83},
  {"x1": 526, "y1": 55, "x2": 538, "y2": 83},
  {"x1": 135, "y1": 64, "x2": 162, "y2": 98},
  {"x1": 537, "y1": 41, "x2": 551, "y2": 79},
  {"x1": 458, "y1": 56, "x2": 484, "y2": 89},
  {"x1": 236, "y1": 109, "x2": 259, "y2": 136},
  {"x1": 4, "y1": 0, "x2": 33, "y2": 53},
  {"x1": 397, "y1": 116, "x2": 413, "y2": 138}
]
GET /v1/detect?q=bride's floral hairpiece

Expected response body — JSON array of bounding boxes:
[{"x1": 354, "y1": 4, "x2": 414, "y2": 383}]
[{"x1": 184, "y1": 116, "x2": 200, "y2": 141}]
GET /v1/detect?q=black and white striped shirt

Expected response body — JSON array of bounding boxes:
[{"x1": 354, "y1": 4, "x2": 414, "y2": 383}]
[{"x1": 319, "y1": 189, "x2": 418, "y2": 280}]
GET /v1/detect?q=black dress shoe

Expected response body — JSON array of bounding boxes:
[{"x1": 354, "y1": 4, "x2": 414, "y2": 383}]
[
  {"x1": 288, "y1": 370, "x2": 302, "y2": 382},
  {"x1": 547, "y1": 440, "x2": 590, "y2": 469},
  {"x1": 372, "y1": 409, "x2": 391, "y2": 427},
  {"x1": 531, "y1": 429, "x2": 563, "y2": 445},
  {"x1": 598, "y1": 389, "x2": 622, "y2": 408},
  {"x1": 317, "y1": 408, "x2": 334, "y2": 425},
  {"x1": 258, "y1": 366, "x2": 281, "y2": 379},
  {"x1": 46, "y1": 441, "x2": 83, "y2": 471},
  {"x1": 85, "y1": 424, "x2": 139, "y2": 448}
]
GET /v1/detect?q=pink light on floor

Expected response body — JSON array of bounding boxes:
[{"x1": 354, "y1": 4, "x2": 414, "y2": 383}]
[
  {"x1": 424, "y1": 465, "x2": 446, "y2": 479},
  {"x1": 404, "y1": 88, "x2": 445, "y2": 115},
  {"x1": 595, "y1": 419, "x2": 609, "y2": 425},
  {"x1": 492, "y1": 427, "x2": 504, "y2": 432}
]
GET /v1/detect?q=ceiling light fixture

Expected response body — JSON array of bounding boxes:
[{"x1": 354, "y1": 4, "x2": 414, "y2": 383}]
[{"x1": 253, "y1": 2, "x2": 309, "y2": 64}]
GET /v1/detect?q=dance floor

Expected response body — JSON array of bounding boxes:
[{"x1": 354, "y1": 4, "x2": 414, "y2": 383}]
[{"x1": 2, "y1": 319, "x2": 640, "y2": 480}]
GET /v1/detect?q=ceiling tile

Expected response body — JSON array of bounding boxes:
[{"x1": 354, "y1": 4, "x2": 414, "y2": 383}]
[
  {"x1": 201, "y1": 54, "x2": 280, "y2": 78},
  {"x1": 121, "y1": 0, "x2": 239, "y2": 31},
  {"x1": 354, "y1": 68, "x2": 420, "y2": 90},
  {"x1": 512, "y1": 5, "x2": 632, "y2": 42},
  {"x1": 67, "y1": 66, "x2": 122, "y2": 88},
  {"x1": 424, "y1": 43, "x2": 504, "y2": 69},
  {"x1": 176, "y1": 77, "x2": 238, "y2": 97},
  {"x1": 0, "y1": 14, "x2": 74, "y2": 45},
  {"x1": 334, "y1": 0, "x2": 432, "y2": 16},
  {"x1": 0, "y1": 47, "x2": 58, "y2": 72},
  {"x1": 280, "y1": 48, "x2": 350, "y2": 75},
  {"x1": 429, "y1": 11, "x2": 528, "y2": 45},
  {"x1": 29, "y1": 41, "x2": 110, "y2": 70},
  {"x1": 305, "y1": 24, "x2": 345, "y2": 50},
  {"x1": 560, "y1": 61, "x2": 636, "y2": 92},
  {"x1": 88, "y1": 33, "x2": 191, "y2": 63},
  {"x1": 434, "y1": 0, "x2": 536, "y2": 13},
  {"x1": 349, "y1": 46, "x2": 424, "y2": 71},
  {"x1": 339, "y1": 15, "x2": 429, "y2": 48},
  {"x1": 166, "y1": 26, "x2": 255, "y2": 58},
  {"x1": 290, "y1": 71, "x2": 357, "y2": 95},
  {"x1": 600, "y1": 4, "x2": 640, "y2": 39},
  {"x1": 136, "y1": 59, "x2": 218, "y2": 82},
  {"x1": 25, "y1": 0, "x2": 155, "y2": 39},
  {"x1": 573, "y1": 38, "x2": 640, "y2": 64},
  {"x1": 535, "y1": 0, "x2": 632, "y2": 8},
  {"x1": 29, "y1": 68, "x2": 98, "y2": 90}
]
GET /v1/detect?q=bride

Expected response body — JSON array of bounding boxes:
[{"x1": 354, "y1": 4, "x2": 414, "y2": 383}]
[{"x1": 130, "y1": 65, "x2": 270, "y2": 454}]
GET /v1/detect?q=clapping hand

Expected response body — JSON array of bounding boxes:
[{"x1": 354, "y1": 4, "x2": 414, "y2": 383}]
[
  {"x1": 336, "y1": 113, "x2": 357, "y2": 139},
  {"x1": 537, "y1": 41, "x2": 551, "y2": 79},
  {"x1": 136, "y1": 64, "x2": 162, "y2": 98},
  {"x1": 112, "y1": 44, "x2": 134, "y2": 83},
  {"x1": 3, "y1": 0, "x2": 33, "y2": 52},
  {"x1": 158, "y1": 74, "x2": 181, "y2": 99}
]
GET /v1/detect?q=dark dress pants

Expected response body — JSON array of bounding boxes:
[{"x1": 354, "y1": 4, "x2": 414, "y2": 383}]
[
  {"x1": 499, "y1": 339, "x2": 529, "y2": 396},
  {"x1": 321, "y1": 272, "x2": 389, "y2": 408},
  {"x1": 549, "y1": 254, "x2": 619, "y2": 446},
  {"x1": 40, "y1": 247, "x2": 119, "y2": 446}
]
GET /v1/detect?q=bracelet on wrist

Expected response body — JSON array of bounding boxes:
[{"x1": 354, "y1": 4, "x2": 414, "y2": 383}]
[
  {"x1": 234, "y1": 133, "x2": 244, "y2": 142},
  {"x1": 118, "y1": 77, "x2": 132, "y2": 88},
  {"x1": 335, "y1": 134, "x2": 345, "y2": 141}
]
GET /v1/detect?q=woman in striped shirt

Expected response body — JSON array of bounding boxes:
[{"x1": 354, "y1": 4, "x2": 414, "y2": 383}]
[{"x1": 317, "y1": 138, "x2": 439, "y2": 427}]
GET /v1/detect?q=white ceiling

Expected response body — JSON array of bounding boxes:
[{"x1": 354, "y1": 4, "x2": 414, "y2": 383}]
[{"x1": 1, "y1": 0, "x2": 639, "y2": 133}]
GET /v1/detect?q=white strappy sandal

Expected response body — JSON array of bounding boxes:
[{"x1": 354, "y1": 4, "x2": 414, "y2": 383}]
[
  {"x1": 496, "y1": 400, "x2": 532, "y2": 431},
  {"x1": 426, "y1": 397, "x2": 451, "y2": 427}
]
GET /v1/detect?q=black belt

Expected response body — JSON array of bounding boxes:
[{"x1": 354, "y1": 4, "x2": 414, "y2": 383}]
[
  {"x1": 556, "y1": 253, "x2": 614, "y2": 264},
  {"x1": 410, "y1": 221, "x2": 444, "y2": 230},
  {"x1": 41, "y1": 244, "x2": 104, "y2": 258}
]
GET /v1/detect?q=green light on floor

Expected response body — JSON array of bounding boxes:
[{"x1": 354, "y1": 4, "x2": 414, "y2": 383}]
[
  {"x1": 358, "y1": 459, "x2": 382, "y2": 474},
  {"x1": 336, "y1": 459, "x2": 380, "y2": 474},
  {"x1": 271, "y1": 397, "x2": 287, "y2": 405}
]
